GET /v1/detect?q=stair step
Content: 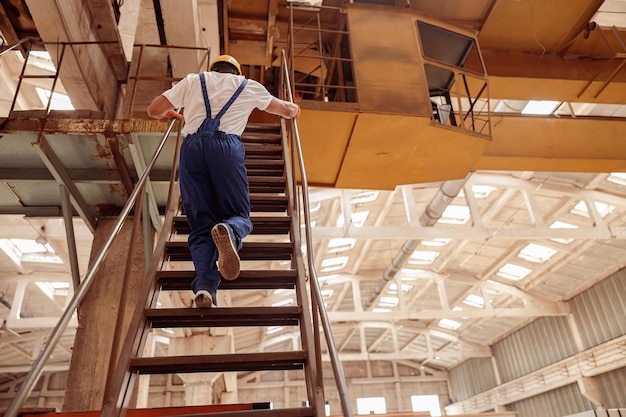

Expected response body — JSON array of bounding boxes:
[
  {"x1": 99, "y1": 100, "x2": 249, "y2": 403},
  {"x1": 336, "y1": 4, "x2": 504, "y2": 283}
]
[
  {"x1": 130, "y1": 351, "x2": 307, "y2": 374},
  {"x1": 249, "y1": 175, "x2": 286, "y2": 185},
  {"x1": 165, "y1": 241, "x2": 292, "y2": 261},
  {"x1": 244, "y1": 122, "x2": 281, "y2": 132},
  {"x1": 241, "y1": 132, "x2": 282, "y2": 145},
  {"x1": 146, "y1": 306, "x2": 301, "y2": 328},
  {"x1": 249, "y1": 177, "x2": 286, "y2": 194},
  {"x1": 173, "y1": 215, "x2": 290, "y2": 235},
  {"x1": 245, "y1": 158, "x2": 285, "y2": 170},
  {"x1": 214, "y1": 408, "x2": 314, "y2": 417},
  {"x1": 250, "y1": 194, "x2": 289, "y2": 212},
  {"x1": 245, "y1": 144, "x2": 283, "y2": 159},
  {"x1": 157, "y1": 269, "x2": 297, "y2": 291},
  {"x1": 139, "y1": 407, "x2": 315, "y2": 417}
]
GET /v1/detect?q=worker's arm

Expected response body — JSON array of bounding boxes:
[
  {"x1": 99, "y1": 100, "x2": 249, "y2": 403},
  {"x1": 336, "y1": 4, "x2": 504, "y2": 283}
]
[
  {"x1": 264, "y1": 97, "x2": 301, "y2": 119},
  {"x1": 147, "y1": 95, "x2": 182, "y2": 121}
]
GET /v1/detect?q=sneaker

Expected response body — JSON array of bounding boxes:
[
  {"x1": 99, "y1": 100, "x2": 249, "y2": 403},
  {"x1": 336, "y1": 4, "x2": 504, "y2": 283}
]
[
  {"x1": 194, "y1": 290, "x2": 215, "y2": 308},
  {"x1": 211, "y1": 223, "x2": 240, "y2": 280}
]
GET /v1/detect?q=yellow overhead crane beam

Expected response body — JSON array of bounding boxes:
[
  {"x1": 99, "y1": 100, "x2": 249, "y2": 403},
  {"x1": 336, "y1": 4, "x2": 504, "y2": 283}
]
[{"x1": 293, "y1": 4, "x2": 626, "y2": 190}]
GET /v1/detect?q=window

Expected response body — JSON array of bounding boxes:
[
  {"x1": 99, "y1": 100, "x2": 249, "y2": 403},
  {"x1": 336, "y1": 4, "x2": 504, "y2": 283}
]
[
  {"x1": 411, "y1": 395, "x2": 441, "y2": 417},
  {"x1": 35, "y1": 87, "x2": 75, "y2": 110},
  {"x1": 521, "y1": 100, "x2": 559, "y2": 115},
  {"x1": 356, "y1": 397, "x2": 386, "y2": 415}
]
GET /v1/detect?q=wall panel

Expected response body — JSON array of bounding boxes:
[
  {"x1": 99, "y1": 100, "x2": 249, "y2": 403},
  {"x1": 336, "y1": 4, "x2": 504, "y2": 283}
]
[
  {"x1": 448, "y1": 357, "x2": 496, "y2": 402},
  {"x1": 493, "y1": 316, "x2": 578, "y2": 382},
  {"x1": 595, "y1": 367, "x2": 626, "y2": 408},
  {"x1": 570, "y1": 269, "x2": 626, "y2": 349}
]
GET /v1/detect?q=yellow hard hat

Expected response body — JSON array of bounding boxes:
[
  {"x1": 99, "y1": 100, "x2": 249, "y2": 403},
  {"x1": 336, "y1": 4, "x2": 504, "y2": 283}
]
[{"x1": 210, "y1": 54, "x2": 242, "y2": 75}]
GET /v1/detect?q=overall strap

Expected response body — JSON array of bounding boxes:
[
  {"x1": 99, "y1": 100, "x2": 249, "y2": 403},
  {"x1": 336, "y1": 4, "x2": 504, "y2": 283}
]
[
  {"x1": 215, "y1": 78, "x2": 248, "y2": 121},
  {"x1": 198, "y1": 73, "x2": 211, "y2": 117}
]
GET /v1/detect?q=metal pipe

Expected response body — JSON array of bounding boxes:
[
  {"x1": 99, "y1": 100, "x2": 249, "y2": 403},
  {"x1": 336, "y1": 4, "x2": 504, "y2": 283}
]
[
  {"x1": 363, "y1": 178, "x2": 467, "y2": 309},
  {"x1": 281, "y1": 49, "x2": 354, "y2": 417},
  {"x1": 0, "y1": 292, "x2": 32, "y2": 318},
  {"x1": 3, "y1": 115, "x2": 181, "y2": 417}
]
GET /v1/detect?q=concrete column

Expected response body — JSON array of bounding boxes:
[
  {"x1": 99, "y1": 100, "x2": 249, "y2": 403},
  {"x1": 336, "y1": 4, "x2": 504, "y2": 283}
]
[
  {"x1": 62, "y1": 216, "x2": 149, "y2": 411},
  {"x1": 168, "y1": 332, "x2": 237, "y2": 404}
]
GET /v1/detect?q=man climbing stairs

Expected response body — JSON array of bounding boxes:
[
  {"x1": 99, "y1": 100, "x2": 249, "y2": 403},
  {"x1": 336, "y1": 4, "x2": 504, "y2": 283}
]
[{"x1": 101, "y1": 122, "x2": 325, "y2": 417}]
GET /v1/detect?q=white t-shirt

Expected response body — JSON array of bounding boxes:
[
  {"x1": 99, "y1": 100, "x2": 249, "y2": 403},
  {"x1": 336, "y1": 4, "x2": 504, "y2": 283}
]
[{"x1": 163, "y1": 72, "x2": 274, "y2": 137}]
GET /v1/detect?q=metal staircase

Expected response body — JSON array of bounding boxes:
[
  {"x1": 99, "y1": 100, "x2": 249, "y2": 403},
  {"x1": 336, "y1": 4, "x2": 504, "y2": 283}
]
[
  {"x1": 4, "y1": 51, "x2": 352, "y2": 417},
  {"x1": 101, "y1": 122, "x2": 324, "y2": 417}
]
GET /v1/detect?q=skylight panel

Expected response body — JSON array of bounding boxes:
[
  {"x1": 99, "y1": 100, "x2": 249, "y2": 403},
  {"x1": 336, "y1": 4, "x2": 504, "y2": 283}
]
[
  {"x1": 549, "y1": 220, "x2": 577, "y2": 244},
  {"x1": 0, "y1": 238, "x2": 63, "y2": 264},
  {"x1": 570, "y1": 200, "x2": 614, "y2": 218},
  {"x1": 463, "y1": 294, "x2": 485, "y2": 308},
  {"x1": 336, "y1": 211, "x2": 369, "y2": 227},
  {"x1": 607, "y1": 172, "x2": 626, "y2": 186},
  {"x1": 327, "y1": 238, "x2": 356, "y2": 253},
  {"x1": 321, "y1": 256, "x2": 348, "y2": 272},
  {"x1": 388, "y1": 282, "x2": 413, "y2": 293},
  {"x1": 408, "y1": 250, "x2": 439, "y2": 265},
  {"x1": 421, "y1": 238, "x2": 450, "y2": 247},
  {"x1": 36, "y1": 281, "x2": 70, "y2": 299},
  {"x1": 438, "y1": 318, "x2": 462, "y2": 330},
  {"x1": 518, "y1": 243, "x2": 557, "y2": 263},
  {"x1": 378, "y1": 296, "x2": 399, "y2": 307},
  {"x1": 350, "y1": 191, "x2": 379, "y2": 204},
  {"x1": 318, "y1": 274, "x2": 340, "y2": 282},
  {"x1": 438, "y1": 205, "x2": 470, "y2": 224},
  {"x1": 496, "y1": 263, "x2": 532, "y2": 281},
  {"x1": 521, "y1": 100, "x2": 560, "y2": 115},
  {"x1": 472, "y1": 185, "x2": 496, "y2": 198}
]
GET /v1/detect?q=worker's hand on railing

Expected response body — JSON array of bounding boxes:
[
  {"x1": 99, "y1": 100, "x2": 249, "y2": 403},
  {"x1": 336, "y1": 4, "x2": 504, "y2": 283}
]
[
  {"x1": 160, "y1": 109, "x2": 182, "y2": 123},
  {"x1": 290, "y1": 103, "x2": 301, "y2": 119}
]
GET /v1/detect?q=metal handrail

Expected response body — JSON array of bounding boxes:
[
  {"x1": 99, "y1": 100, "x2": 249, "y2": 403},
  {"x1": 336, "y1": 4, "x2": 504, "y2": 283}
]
[
  {"x1": 280, "y1": 49, "x2": 354, "y2": 417},
  {"x1": 3, "y1": 115, "x2": 182, "y2": 417},
  {"x1": 0, "y1": 37, "x2": 34, "y2": 57}
]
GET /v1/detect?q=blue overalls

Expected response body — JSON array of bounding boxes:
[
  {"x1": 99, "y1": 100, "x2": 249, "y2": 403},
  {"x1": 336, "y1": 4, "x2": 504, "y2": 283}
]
[{"x1": 179, "y1": 74, "x2": 253, "y2": 302}]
